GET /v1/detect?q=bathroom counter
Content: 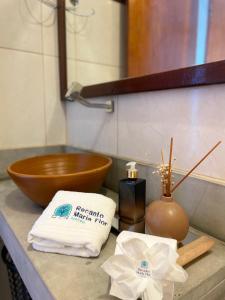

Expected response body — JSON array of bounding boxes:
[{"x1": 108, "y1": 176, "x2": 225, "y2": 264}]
[{"x1": 1, "y1": 180, "x2": 225, "y2": 300}]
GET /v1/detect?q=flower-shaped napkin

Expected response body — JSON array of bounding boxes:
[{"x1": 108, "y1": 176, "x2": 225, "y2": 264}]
[{"x1": 102, "y1": 231, "x2": 188, "y2": 300}]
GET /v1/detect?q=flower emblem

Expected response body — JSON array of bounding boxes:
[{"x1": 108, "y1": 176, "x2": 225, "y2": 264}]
[{"x1": 53, "y1": 204, "x2": 72, "y2": 218}]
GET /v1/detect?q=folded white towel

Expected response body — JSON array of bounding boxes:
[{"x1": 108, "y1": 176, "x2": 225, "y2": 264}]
[{"x1": 28, "y1": 190, "x2": 116, "y2": 257}]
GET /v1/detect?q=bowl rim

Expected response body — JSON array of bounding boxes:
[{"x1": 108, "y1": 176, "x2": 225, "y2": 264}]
[{"x1": 7, "y1": 152, "x2": 112, "y2": 178}]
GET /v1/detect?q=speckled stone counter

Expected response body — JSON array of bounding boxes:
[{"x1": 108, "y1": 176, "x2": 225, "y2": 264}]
[{"x1": 0, "y1": 180, "x2": 225, "y2": 300}]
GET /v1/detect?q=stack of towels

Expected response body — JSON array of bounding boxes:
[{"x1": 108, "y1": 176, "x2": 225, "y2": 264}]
[{"x1": 28, "y1": 190, "x2": 116, "y2": 257}]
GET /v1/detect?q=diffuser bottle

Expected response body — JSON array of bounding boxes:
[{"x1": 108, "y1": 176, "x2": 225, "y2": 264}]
[{"x1": 119, "y1": 162, "x2": 146, "y2": 233}]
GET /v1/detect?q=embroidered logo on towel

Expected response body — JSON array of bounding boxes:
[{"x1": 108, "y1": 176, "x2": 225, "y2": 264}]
[
  {"x1": 71, "y1": 206, "x2": 108, "y2": 226},
  {"x1": 51, "y1": 204, "x2": 108, "y2": 226},
  {"x1": 136, "y1": 260, "x2": 151, "y2": 278},
  {"x1": 52, "y1": 204, "x2": 72, "y2": 218}
]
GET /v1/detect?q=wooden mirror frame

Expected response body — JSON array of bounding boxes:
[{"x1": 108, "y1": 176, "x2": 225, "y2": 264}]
[{"x1": 57, "y1": 0, "x2": 225, "y2": 101}]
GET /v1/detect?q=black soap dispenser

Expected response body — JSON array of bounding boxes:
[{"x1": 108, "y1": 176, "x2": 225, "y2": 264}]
[{"x1": 119, "y1": 162, "x2": 146, "y2": 233}]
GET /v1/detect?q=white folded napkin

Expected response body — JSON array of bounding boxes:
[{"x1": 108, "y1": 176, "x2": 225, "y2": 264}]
[
  {"x1": 28, "y1": 190, "x2": 116, "y2": 257},
  {"x1": 102, "y1": 231, "x2": 188, "y2": 300}
]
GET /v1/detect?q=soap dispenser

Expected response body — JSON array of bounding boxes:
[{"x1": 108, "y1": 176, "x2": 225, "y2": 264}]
[{"x1": 119, "y1": 162, "x2": 146, "y2": 233}]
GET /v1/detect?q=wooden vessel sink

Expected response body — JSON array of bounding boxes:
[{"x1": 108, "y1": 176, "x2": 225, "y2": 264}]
[{"x1": 7, "y1": 153, "x2": 112, "y2": 207}]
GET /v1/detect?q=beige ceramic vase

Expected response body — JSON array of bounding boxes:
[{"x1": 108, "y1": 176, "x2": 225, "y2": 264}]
[{"x1": 146, "y1": 195, "x2": 189, "y2": 242}]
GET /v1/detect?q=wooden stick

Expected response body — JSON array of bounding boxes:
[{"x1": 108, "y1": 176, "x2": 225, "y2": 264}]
[
  {"x1": 165, "y1": 137, "x2": 173, "y2": 196},
  {"x1": 171, "y1": 141, "x2": 221, "y2": 193},
  {"x1": 161, "y1": 149, "x2": 165, "y2": 195},
  {"x1": 161, "y1": 149, "x2": 165, "y2": 167},
  {"x1": 168, "y1": 137, "x2": 173, "y2": 172},
  {"x1": 177, "y1": 236, "x2": 215, "y2": 266}
]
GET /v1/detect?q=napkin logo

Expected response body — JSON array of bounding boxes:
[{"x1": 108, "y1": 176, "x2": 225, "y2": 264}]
[
  {"x1": 136, "y1": 260, "x2": 151, "y2": 278},
  {"x1": 141, "y1": 260, "x2": 148, "y2": 269},
  {"x1": 52, "y1": 204, "x2": 72, "y2": 218}
]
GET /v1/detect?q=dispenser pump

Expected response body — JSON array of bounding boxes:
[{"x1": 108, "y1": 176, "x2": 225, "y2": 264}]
[
  {"x1": 126, "y1": 161, "x2": 138, "y2": 179},
  {"x1": 119, "y1": 161, "x2": 146, "y2": 233}
]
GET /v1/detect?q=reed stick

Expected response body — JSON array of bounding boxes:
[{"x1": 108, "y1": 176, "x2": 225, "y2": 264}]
[
  {"x1": 165, "y1": 137, "x2": 173, "y2": 196},
  {"x1": 161, "y1": 149, "x2": 165, "y2": 167},
  {"x1": 161, "y1": 149, "x2": 165, "y2": 195},
  {"x1": 171, "y1": 141, "x2": 221, "y2": 193},
  {"x1": 168, "y1": 137, "x2": 173, "y2": 172}
]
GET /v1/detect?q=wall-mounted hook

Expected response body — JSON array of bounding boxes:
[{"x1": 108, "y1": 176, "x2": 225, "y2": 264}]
[{"x1": 65, "y1": 82, "x2": 114, "y2": 113}]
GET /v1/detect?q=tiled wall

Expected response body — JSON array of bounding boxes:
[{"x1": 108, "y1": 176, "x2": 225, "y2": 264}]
[
  {"x1": 66, "y1": 83, "x2": 225, "y2": 181},
  {"x1": 0, "y1": 0, "x2": 125, "y2": 151},
  {"x1": 67, "y1": 0, "x2": 126, "y2": 86},
  {"x1": 0, "y1": 0, "x2": 66, "y2": 150}
]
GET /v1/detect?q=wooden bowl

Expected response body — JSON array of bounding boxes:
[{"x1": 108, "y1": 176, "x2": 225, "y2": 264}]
[{"x1": 7, "y1": 153, "x2": 112, "y2": 207}]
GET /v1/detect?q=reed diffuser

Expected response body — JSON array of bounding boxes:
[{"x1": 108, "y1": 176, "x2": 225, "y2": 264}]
[{"x1": 146, "y1": 138, "x2": 221, "y2": 241}]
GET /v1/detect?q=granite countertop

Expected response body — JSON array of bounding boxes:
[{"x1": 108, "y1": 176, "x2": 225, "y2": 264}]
[{"x1": 0, "y1": 180, "x2": 225, "y2": 300}]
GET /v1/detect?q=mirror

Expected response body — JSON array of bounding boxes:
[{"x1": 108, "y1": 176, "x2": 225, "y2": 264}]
[
  {"x1": 64, "y1": 0, "x2": 225, "y2": 87},
  {"x1": 65, "y1": 0, "x2": 126, "y2": 87}
]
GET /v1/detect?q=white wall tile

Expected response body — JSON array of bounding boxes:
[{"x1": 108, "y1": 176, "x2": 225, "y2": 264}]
[
  {"x1": 0, "y1": 48, "x2": 45, "y2": 149},
  {"x1": 66, "y1": 81, "x2": 225, "y2": 181},
  {"x1": 0, "y1": 0, "x2": 42, "y2": 53},
  {"x1": 117, "y1": 85, "x2": 225, "y2": 179},
  {"x1": 191, "y1": 182, "x2": 225, "y2": 240},
  {"x1": 0, "y1": 0, "x2": 67, "y2": 151},
  {"x1": 66, "y1": 1, "x2": 76, "y2": 60},
  {"x1": 43, "y1": 56, "x2": 66, "y2": 145},
  {"x1": 66, "y1": 97, "x2": 117, "y2": 155},
  {"x1": 42, "y1": 5, "x2": 58, "y2": 56},
  {"x1": 67, "y1": 58, "x2": 77, "y2": 88}
]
